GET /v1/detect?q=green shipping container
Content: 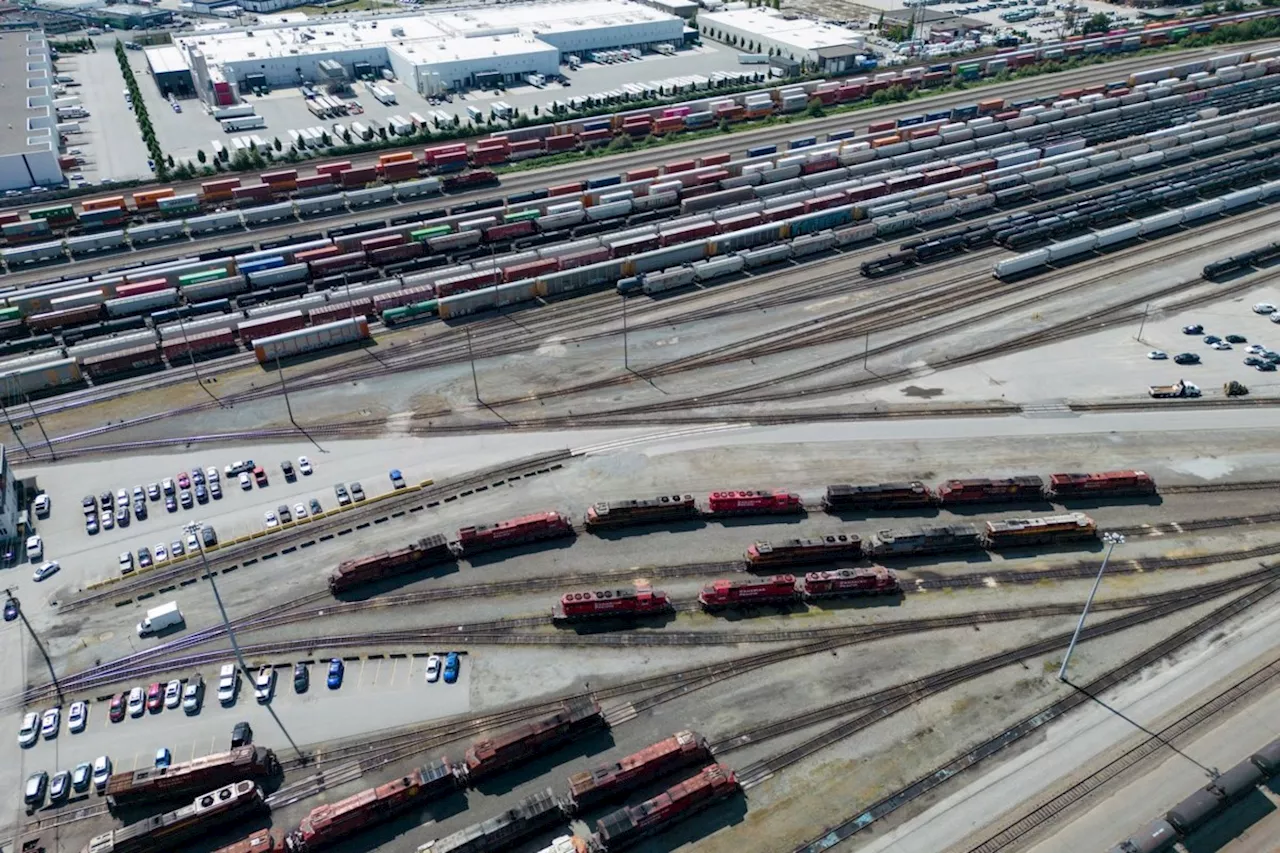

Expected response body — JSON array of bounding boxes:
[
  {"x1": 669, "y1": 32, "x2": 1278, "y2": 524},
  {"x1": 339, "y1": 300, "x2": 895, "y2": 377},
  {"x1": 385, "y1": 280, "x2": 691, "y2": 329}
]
[
  {"x1": 382, "y1": 300, "x2": 438, "y2": 325},
  {"x1": 29, "y1": 205, "x2": 75, "y2": 222},
  {"x1": 410, "y1": 226, "x2": 451, "y2": 242},
  {"x1": 503, "y1": 210, "x2": 540, "y2": 223},
  {"x1": 1170, "y1": 27, "x2": 1189, "y2": 39},
  {"x1": 178, "y1": 269, "x2": 230, "y2": 287},
  {"x1": 0, "y1": 307, "x2": 21, "y2": 322}
]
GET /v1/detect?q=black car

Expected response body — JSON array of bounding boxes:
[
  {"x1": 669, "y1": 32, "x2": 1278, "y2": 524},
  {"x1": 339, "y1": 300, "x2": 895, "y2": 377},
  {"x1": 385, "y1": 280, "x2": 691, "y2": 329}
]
[
  {"x1": 293, "y1": 663, "x2": 309, "y2": 693},
  {"x1": 1257, "y1": 361, "x2": 1277, "y2": 372},
  {"x1": 1174, "y1": 353, "x2": 1201, "y2": 365},
  {"x1": 231, "y1": 721, "x2": 253, "y2": 748},
  {"x1": 147, "y1": 483, "x2": 161, "y2": 500},
  {"x1": 1225, "y1": 334, "x2": 1248, "y2": 344},
  {"x1": 309, "y1": 498, "x2": 323, "y2": 515},
  {"x1": 1244, "y1": 356, "x2": 1263, "y2": 367},
  {"x1": 1181, "y1": 324, "x2": 1203, "y2": 335},
  {"x1": 192, "y1": 469, "x2": 205, "y2": 486},
  {"x1": 116, "y1": 508, "x2": 130, "y2": 527},
  {"x1": 281, "y1": 460, "x2": 296, "y2": 482},
  {"x1": 100, "y1": 491, "x2": 113, "y2": 510},
  {"x1": 180, "y1": 491, "x2": 194, "y2": 509},
  {"x1": 138, "y1": 547, "x2": 152, "y2": 568},
  {"x1": 277, "y1": 504, "x2": 292, "y2": 523},
  {"x1": 166, "y1": 495, "x2": 178, "y2": 513},
  {"x1": 3, "y1": 597, "x2": 18, "y2": 622},
  {"x1": 82, "y1": 495, "x2": 97, "y2": 515},
  {"x1": 86, "y1": 516, "x2": 99, "y2": 535},
  {"x1": 210, "y1": 481, "x2": 222, "y2": 500},
  {"x1": 133, "y1": 501, "x2": 148, "y2": 520},
  {"x1": 1202, "y1": 335, "x2": 1221, "y2": 345},
  {"x1": 195, "y1": 484, "x2": 208, "y2": 504},
  {"x1": 202, "y1": 526, "x2": 218, "y2": 547}
]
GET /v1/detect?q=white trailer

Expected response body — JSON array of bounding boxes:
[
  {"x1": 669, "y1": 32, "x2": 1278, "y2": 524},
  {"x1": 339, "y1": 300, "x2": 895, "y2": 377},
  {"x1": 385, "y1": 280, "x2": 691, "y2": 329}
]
[
  {"x1": 221, "y1": 115, "x2": 266, "y2": 132},
  {"x1": 137, "y1": 601, "x2": 183, "y2": 636}
]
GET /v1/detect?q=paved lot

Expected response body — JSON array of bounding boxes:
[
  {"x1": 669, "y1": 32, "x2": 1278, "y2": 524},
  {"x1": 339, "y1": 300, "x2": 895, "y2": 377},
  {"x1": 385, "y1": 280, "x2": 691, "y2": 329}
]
[
  {"x1": 56, "y1": 50, "x2": 155, "y2": 185},
  {"x1": 17, "y1": 655, "x2": 470, "y2": 809}
]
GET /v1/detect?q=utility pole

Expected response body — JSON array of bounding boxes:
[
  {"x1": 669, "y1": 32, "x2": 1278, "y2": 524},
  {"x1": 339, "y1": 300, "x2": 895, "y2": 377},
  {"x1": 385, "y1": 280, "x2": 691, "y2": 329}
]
[
  {"x1": 466, "y1": 327, "x2": 481, "y2": 402},
  {"x1": 1059, "y1": 532, "x2": 1125, "y2": 682},
  {"x1": 177, "y1": 313, "x2": 222, "y2": 407},
  {"x1": 5, "y1": 587, "x2": 63, "y2": 704},
  {"x1": 1135, "y1": 302, "x2": 1150, "y2": 343},
  {"x1": 276, "y1": 355, "x2": 297, "y2": 427},
  {"x1": 23, "y1": 392, "x2": 55, "y2": 461},
  {"x1": 863, "y1": 330, "x2": 871, "y2": 370},
  {"x1": 622, "y1": 295, "x2": 629, "y2": 371}
]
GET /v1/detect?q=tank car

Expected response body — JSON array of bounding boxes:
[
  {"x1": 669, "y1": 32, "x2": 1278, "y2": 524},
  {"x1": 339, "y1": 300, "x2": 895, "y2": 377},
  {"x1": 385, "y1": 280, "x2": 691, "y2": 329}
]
[
  {"x1": 867, "y1": 524, "x2": 982, "y2": 557},
  {"x1": 745, "y1": 534, "x2": 862, "y2": 567},
  {"x1": 584, "y1": 494, "x2": 699, "y2": 529},
  {"x1": 452, "y1": 511, "x2": 574, "y2": 556},
  {"x1": 1107, "y1": 819, "x2": 1177, "y2": 853},
  {"x1": 935, "y1": 476, "x2": 1045, "y2": 505},
  {"x1": 802, "y1": 567, "x2": 900, "y2": 598},
  {"x1": 822, "y1": 481, "x2": 934, "y2": 511},
  {"x1": 1046, "y1": 470, "x2": 1157, "y2": 498},
  {"x1": 703, "y1": 489, "x2": 803, "y2": 516},
  {"x1": 1250, "y1": 735, "x2": 1280, "y2": 775},
  {"x1": 554, "y1": 586, "x2": 673, "y2": 622},
  {"x1": 979, "y1": 513, "x2": 1097, "y2": 548},
  {"x1": 698, "y1": 575, "x2": 799, "y2": 610}
]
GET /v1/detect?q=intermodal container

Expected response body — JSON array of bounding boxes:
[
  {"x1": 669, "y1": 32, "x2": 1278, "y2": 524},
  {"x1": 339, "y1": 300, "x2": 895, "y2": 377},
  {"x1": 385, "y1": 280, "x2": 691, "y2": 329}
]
[
  {"x1": 201, "y1": 178, "x2": 242, "y2": 201},
  {"x1": 340, "y1": 167, "x2": 378, "y2": 189},
  {"x1": 232, "y1": 184, "x2": 274, "y2": 204},
  {"x1": 378, "y1": 151, "x2": 417, "y2": 167},
  {"x1": 503, "y1": 258, "x2": 559, "y2": 282},
  {"x1": 549, "y1": 182, "x2": 584, "y2": 197},
  {"x1": 296, "y1": 174, "x2": 334, "y2": 193},
  {"x1": 664, "y1": 159, "x2": 696, "y2": 174},
  {"x1": 315, "y1": 161, "x2": 351, "y2": 178},
  {"x1": 81, "y1": 196, "x2": 126, "y2": 213},
  {"x1": 116, "y1": 278, "x2": 168, "y2": 299},
  {"x1": 435, "y1": 269, "x2": 502, "y2": 297},
  {"x1": 261, "y1": 170, "x2": 299, "y2": 190},
  {"x1": 545, "y1": 134, "x2": 576, "y2": 152},
  {"x1": 296, "y1": 245, "x2": 341, "y2": 264},
  {"x1": 132, "y1": 188, "x2": 176, "y2": 209}
]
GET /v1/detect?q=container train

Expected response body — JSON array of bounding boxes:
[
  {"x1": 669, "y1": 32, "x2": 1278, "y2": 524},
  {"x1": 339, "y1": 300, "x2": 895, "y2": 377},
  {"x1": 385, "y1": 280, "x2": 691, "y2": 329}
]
[
  {"x1": 1108, "y1": 735, "x2": 1280, "y2": 853},
  {"x1": 10, "y1": 8, "x2": 1278, "y2": 248},
  {"x1": 4, "y1": 58, "x2": 1277, "y2": 394}
]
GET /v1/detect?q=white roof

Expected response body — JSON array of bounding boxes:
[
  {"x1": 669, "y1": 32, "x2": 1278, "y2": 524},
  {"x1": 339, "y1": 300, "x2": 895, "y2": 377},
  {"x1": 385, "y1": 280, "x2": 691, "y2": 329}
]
[
  {"x1": 698, "y1": 8, "x2": 864, "y2": 52},
  {"x1": 145, "y1": 45, "x2": 191, "y2": 74}
]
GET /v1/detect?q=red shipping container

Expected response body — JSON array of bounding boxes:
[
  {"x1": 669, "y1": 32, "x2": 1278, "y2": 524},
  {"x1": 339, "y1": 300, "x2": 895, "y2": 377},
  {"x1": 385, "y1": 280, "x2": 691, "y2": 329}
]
[
  {"x1": 867, "y1": 120, "x2": 896, "y2": 133},
  {"x1": 316, "y1": 161, "x2": 352, "y2": 178},
  {"x1": 340, "y1": 169, "x2": 377, "y2": 189},
  {"x1": 437, "y1": 269, "x2": 502, "y2": 297},
  {"x1": 906, "y1": 126, "x2": 938, "y2": 140},
  {"x1": 310, "y1": 252, "x2": 367, "y2": 275},
  {"x1": 478, "y1": 136, "x2": 509, "y2": 149},
  {"x1": 549, "y1": 182, "x2": 584, "y2": 196},
  {"x1": 502, "y1": 258, "x2": 559, "y2": 283},
  {"x1": 374, "y1": 284, "x2": 435, "y2": 312},
  {"x1": 764, "y1": 202, "x2": 804, "y2": 222},
  {"x1": 484, "y1": 220, "x2": 536, "y2": 242},
  {"x1": 718, "y1": 212, "x2": 763, "y2": 231},
  {"x1": 580, "y1": 129, "x2": 612, "y2": 143},
  {"x1": 700, "y1": 152, "x2": 731, "y2": 167},
  {"x1": 846, "y1": 182, "x2": 887, "y2": 202},
  {"x1": 296, "y1": 245, "x2": 340, "y2": 264},
  {"x1": 202, "y1": 178, "x2": 241, "y2": 194},
  {"x1": 694, "y1": 169, "x2": 728, "y2": 187},
  {"x1": 424, "y1": 144, "x2": 467, "y2": 165},
  {"x1": 803, "y1": 194, "x2": 845, "y2": 213},
  {"x1": 261, "y1": 169, "x2": 298, "y2": 185},
  {"x1": 0, "y1": 212, "x2": 23, "y2": 226},
  {"x1": 558, "y1": 247, "x2": 610, "y2": 269},
  {"x1": 653, "y1": 117, "x2": 684, "y2": 134},
  {"x1": 382, "y1": 161, "x2": 421, "y2": 181},
  {"x1": 510, "y1": 139, "x2": 542, "y2": 153},
  {"x1": 659, "y1": 222, "x2": 717, "y2": 247},
  {"x1": 626, "y1": 167, "x2": 660, "y2": 181},
  {"x1": 297, "y1": 174, "x2": 334, "y2": 190},
  {"x1": 545, "y1": 134, "x2": 576, "y2": 152},
  {"x1": 837, "y1": 84, "x2": 865, "y2": 101},
  {"x1": 677, "y1": 184, "x2": 718, "y2": 200},
  {"x1": 117, "y1": 278, "x2": 168, "y2": 298},
  {"x1": 233, "y1": 184, "x2": 274, "y2": 204},
  {"x1": 471, "y1": 148, "x2": 507, "y2": 166},
  {"x1": 361, "y1": 234, "x2": 405, "y2": 252},
  {"x1": 369, "y1": 242, "x2": 425, "y2": 265},
  {"x1": 664, "y1": 159, "x2": 695, "y2": 174}
]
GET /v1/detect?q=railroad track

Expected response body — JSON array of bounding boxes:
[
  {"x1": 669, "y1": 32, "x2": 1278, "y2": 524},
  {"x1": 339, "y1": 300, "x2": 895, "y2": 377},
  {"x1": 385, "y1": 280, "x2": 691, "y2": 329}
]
[
  {"x1": 731, "y1": 576, "x2": 1280, "y2": 791},
  {"x1": 787, "y1": 577, "x2": 1280, "y2": 853}
]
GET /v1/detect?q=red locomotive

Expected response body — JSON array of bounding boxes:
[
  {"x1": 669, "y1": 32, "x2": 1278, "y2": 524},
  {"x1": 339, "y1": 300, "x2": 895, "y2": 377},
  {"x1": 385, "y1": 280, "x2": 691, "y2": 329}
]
[
  {"x1": 823, "y1": 482, "x2": 934, "y2": 511},
  {"x1": 568, "y1": 731, "x2": 710, "y2": 808},
  {"x1": 1046, "y1": 470, "x2": 1157, "y2": 498},
  {"x1": 212, "y1": 830, "x2": 282, "y2": 853},
  {"x1": 802, "y1": 567, "x2": 900, "y2": 598},
  {"x1": 595, "y1": 764, "x2": 740, "y2": 849},
  {"x1": 453, "y1": 511, "x2": 574, "y2": 556},
  {"x1": 105, "y1": 746, "x2": 279, "y2": 808},
  {"x1": 704, "y1": 489, "x2": 803, "y2": 516},
  {"x1": 584, "y1": 495, "x2": 699, "y2": 529},
  {"x1": 980, "y1": 513, "x2": 1098, "y2": 548},
  {"x1": 698, "y1": 575, "x2": 799, "y2": 610},
  {"x1": 746, "y1": 534, "x2": 862, "y2": 567},
  {"x1": 285, "y1": 769, "x2": 443, "y2": 852},
  {"x1": 554, "y1": 586, "x2": 673, "y2": 622},
  {"x1": 328, "y1": 534, "x2": 453, "y2": 594},
  {"x1": 464, "y1": 698, "x2": 603, "y2": 781},
  {"x1": 935, "y1": 476, "x2": 1045, "y2": 505}
]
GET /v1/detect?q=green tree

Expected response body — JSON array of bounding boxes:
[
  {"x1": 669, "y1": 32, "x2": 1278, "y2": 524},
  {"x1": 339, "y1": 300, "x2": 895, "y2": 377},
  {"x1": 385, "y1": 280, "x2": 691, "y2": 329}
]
[
  {"x1": 273, "y1": 137, "x2": 283, "y2": 151},
  {"x1": 805, "y1": 97, "x2": 824, "y2": 117},
  {"x1": 196, "y1": 149, "x2": 207, "y2": 163},
  {"x1": 1082, "y1": 12, "x2": 1110, "y2": 34}
]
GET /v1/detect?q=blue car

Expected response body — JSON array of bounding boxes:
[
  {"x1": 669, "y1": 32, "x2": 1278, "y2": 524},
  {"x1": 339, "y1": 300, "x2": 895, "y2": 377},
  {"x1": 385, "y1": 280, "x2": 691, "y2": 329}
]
[
  {"x1": 327, "y1": 658, "x2": 344, "y2": 689},
  {"x1": 154, "y1": 747, "x2": 171, "y2": 769},
  {"x1": 443, "y1": 652, "x2": 460, "y2": 684}
]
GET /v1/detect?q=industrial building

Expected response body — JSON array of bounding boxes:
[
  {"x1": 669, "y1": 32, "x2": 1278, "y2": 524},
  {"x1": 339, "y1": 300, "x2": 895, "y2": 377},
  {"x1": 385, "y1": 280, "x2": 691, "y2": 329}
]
[
  {"x1": 0, "y1": 443, "x2": 22, "y2": 550},
  {"x1": 174, "y1": 0, "x2": 685, "y2": 101},
  {"x1": 696, "y1": 8, "x2": 867, "y2": 73},
  {"x1": 0, "y1": 29, "x2": 63, "y2": 191},
  {"x1": 145, "y1": 44, "x2": 195, "y2": 97}
]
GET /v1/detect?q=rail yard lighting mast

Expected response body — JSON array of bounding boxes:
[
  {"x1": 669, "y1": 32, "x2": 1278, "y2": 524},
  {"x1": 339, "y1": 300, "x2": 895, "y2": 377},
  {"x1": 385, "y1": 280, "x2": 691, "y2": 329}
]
[{"x1": 1058, "y1": 531, "x2": 1125, "y2": 682}]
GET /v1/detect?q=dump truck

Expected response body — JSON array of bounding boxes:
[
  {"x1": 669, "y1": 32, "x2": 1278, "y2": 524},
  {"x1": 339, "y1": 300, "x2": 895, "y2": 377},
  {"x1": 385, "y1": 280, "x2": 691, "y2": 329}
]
[{"x1": 1149, "y1": 380, "x2": 1202, "y2": 399}]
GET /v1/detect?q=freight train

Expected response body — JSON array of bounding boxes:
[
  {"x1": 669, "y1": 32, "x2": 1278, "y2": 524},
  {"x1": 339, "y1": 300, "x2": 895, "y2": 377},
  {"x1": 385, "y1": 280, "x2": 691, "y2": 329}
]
[
  {"x1": 4, "y1": 57, "x2": 1279, "y2": 392},
  {"x1": 10, "y1": 9, "x2": 1277, "y2": 249},
  {"x1": 85, "y1": 781, "x2": 266, "y2": 853},
  {"x1": 1108, "y1": 735, "x2": 1280, "y2": 853},
  {"x1": 327, "y1": 534, "x2": 455, "y2": 593},
  {"x1": 698, "y1": 569, "x2": 902, "y2": 609},
  {"x1": 104, "y1": 746, "x2": 278, "y2": 809},
  {"x1": 583, "y1": 490, "x2": 800, "y2": 529},
  {"x1": 823, "y1": 471, "x2": 1156, "y2": 510}
]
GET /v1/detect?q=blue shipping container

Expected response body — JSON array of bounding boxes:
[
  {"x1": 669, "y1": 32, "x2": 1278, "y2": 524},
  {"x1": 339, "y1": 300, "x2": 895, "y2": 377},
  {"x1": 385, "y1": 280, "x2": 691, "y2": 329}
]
[
  {"x1": 582, "y1": 119, "x2": 611, "y2": 132},
  {"x1": 950, "y1": 104, "x2": 979, "y2": 121},
  {"x1": 586, "y1": 175, "x2": 622, "y2": 189},
  {"x1": 788, "y1": 136, "x2": 817, "y2": 150},
  {"x1": 897, "y1": 115, "x2": 925, "y2": 127},
  {"x1": 826, "y1": 129, "x2": 854, "y2": 142},
  {"x1": 747, "y1": 144, "x2": 778, "y2": 157},
  {"x1": 926, "y1": 111, "x2": 951, "y2": 122},
  {"x1": 684, "y1": 112, "x2": 712, "y2": 128},
  {"x1": 928, "y1": 63, "x2": 951, "y2": 73},
  {"x1": 238, "y1": 256, "x2": 286, "y2": 275}
]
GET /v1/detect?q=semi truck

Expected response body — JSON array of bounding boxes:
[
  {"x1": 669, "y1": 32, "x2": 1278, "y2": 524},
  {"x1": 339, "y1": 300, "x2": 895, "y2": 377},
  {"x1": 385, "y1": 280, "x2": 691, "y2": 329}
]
[
  {"x1": 1148, "y1": 380, "x2": 1202, "y2": 399},
  {"x1": 137, "y1": 601, "x2": 184, "y2": 636}
]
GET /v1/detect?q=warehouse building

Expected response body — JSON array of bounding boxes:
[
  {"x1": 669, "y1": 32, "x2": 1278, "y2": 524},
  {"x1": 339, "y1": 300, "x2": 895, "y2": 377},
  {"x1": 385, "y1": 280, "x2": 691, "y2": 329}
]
[
  {"x1": 145, "y1": 44, "x2": 195, "y2": 97},
  {"x1": 175, "y1": 0, "x2": 684, "y2": 99},
  {"x1": 697, "y1": 8, "x2": 866, "y2": 72},
  {"x1": 92, "y1": 3, "x2": 173, "y2": 29},
  {"x1": 0, "y1": 29, "x2": 63, "y2": 192},
  {"x1": 0, "y1": 443, "x2": 20, "y2": 551}
]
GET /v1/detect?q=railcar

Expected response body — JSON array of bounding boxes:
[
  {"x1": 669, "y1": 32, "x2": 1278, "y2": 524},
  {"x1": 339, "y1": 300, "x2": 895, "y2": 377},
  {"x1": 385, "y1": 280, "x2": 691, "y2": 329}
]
[
  {"x1": 452, "y1": 511, "x2": 574, "y2": 556},
  {"x1": 1045, "y1": 470, "x2": 1156, "y2": 498},
  {"x1": 703, "y1": 489, "x2": 803, "y2": 516},
  {"x1": 328, "y1": 534, "x2": 454, "y2": 594},
  {"x1": 935, "y1": 476, "x2": 1046, "y2": 505},
  {"x1": 866, "y1": 524, "x2": 983, "y2": 557},
  {"x1": 980, "y1": 513, "x2": 1098, "y2": 548},
  {"x1": 567, "y1": 731, "x2": 710, "y2": 809},
  {"x1": 463, "y1": 698, "x2": 603, "y2": 781},
  {"x1": 583, "y1": 495, "x2": 698, "y2": 530},
  {"x1": 745, "y1": 534, "x2": 863, "y2": 567},
  {"x1": 802, "y1": 567, "x2": 900, "y2": 598},
  {"x1": 699, "y1": 575, "x2": 800, "y2": 610},
  {"x1": 86, "y1": 782, "x2": 266, "y2": 853},
  {"x1": 822, "y1": 482, "x2": 934, "y2": 511},
  {"x1": 594, "y1": 764, "x2": 740, "y2": 850},
  {"x1": 553, "y1": 587, "x2": 673, "y2": 622}
]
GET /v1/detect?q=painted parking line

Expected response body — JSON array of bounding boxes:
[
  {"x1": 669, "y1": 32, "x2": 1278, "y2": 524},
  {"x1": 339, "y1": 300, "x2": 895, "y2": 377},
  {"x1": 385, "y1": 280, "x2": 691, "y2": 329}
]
[{"x1": 387, "y1": 657, "x2": 399, "y2": 688}]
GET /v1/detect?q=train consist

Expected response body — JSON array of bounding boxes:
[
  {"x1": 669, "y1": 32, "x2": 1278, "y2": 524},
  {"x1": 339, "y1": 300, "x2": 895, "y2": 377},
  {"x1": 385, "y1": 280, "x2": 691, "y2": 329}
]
[
  {"x1": 103, "y1": 745, "x2": 279, "y2": 809},
  {"x1": 8, "y1": 8, "x2": 1274, "y2": 246},
  {"x1": 3, "y1": 56, "x2": 1280, "y2": 394},
  {"x1": 1109, "y1": 736, "x2": 1280, "y2": 853},
  {"x1": 85, "y1": 781, "x2": 266, "y2": 853},
  {"x1": 327, "y1": 534, "x2": 455, "y2": 593},
  {"x1": 822, "y1": 471, "x2": 1156, "y2": 511}
]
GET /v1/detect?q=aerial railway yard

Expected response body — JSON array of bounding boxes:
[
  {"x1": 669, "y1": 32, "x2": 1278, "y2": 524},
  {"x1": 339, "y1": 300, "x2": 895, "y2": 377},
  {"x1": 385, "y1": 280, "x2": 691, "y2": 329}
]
[{"x1": 5, "y1": 43, "x2": 1280, "y2": 853}]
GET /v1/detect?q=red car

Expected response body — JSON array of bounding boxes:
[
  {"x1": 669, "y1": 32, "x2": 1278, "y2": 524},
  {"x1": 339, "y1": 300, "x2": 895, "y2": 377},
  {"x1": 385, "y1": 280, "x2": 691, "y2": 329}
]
[
  {"x1": 253, "y1": 466, "x2": 268, "y2": 487},
  {"x1": 177, "y1": 472, "x2": 191, "y2": 489},
  {"x1": 146, "y1": 682, "x2": 163, "y2": 712},
  {"x1": 109, "y1": 692, "x2": 127, "y2": 722}
]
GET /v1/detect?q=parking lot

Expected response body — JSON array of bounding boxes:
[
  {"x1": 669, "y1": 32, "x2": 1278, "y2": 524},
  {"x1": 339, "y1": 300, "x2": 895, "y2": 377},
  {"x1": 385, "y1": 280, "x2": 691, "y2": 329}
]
[
  {"x1": 149, "y1": 40, "x2": 755, "y2": 163},
  {"x1": 18, "y1": 650, "x2": 470, "y2": 810},
  {"x1": 53, "y1": 49, "x2": 155, "y2": 186}
]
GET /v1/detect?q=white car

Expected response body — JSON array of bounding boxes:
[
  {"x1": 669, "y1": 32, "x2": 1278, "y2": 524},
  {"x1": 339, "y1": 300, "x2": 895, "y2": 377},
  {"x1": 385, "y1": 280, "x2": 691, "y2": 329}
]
[
  {"x1": 294, "y1": 503, "x2": 308, "y2": 520},
  {"x1": 18, "y1": 712, "x2": 39, "y2": 747},
  {"x1": 239, "y1": 472, "x2": 252, "y2": 490},
  {"x1": 33, "y1": 560, "x2": 60, "y2": 582},
  {"x1": 164, "y1": 679, "x2": 182, "y2": 709},
  {"x1": 186, "y1": 532, "x2": 200, "y2": 553},
  {"x1": 1252, "y1": 302, "x2": 1277, "y2": 314},
  {"x1": 101, "y1": 510, "x2": 115, "y2": 530},
  {"x1": 119, "y1": 551, "x2": 134, "y2": 573},
  {"x1": 1271, "y1": 311, "x2": 1280, "y2": 324},
  {"x1": 425, "y1": 654, "x2": 442, "y2": 683},
  {"x1": 92, "y1": 756, "x2": 112, "y2": 791},
  {"x1": 263, "y1": 511, "x2": 279, "y2": 529},
  {"x1": 41, "y1": 707, "x2": 60, "y2": 739},
  {"x1": 298, "y1": 456, "x2": 313, "y2": 475},
  {"x1": 254, "y1": 666, "x2": 276, "y2": 703},
  {"x1": 68, "y1": 701, "x2": 88, "y2": 733},
  {"x1": 206, "y1": 466, "x2": 220, "y2": 483},
  {"x1": 217, "y1": 664, "x2": 238, "y2": 705},
  {"x1": 1246, "y1": 344, "x2": 1267, "y2": 354},
  {"x1": 1210, "y1": 341, "x2": 1233, "y2": 350},
  {"x1": 171, "y1": 539, "x2": 185, "y2": 557},
  {"x1": 162, "y1": 477, "x2": 175, "y2": 495},
  {"x1": 154, "y1": 544, "x2": 168, "y2": 562},
  {"x1": 115, "y1": 489, "x2": 128, "y2": 508},
  {"x1": 33, "y1": 494, "x2": 50, "y2": 517},
  {"x1": 1146, "y1": 350, "x2": 1167, "y2": 360},
  {"x1": 127, "y1": 686, "x2": 145, "y2": 717},
  {"x1": 25, "y1": 534, "x2": 43, "y2": 561}
]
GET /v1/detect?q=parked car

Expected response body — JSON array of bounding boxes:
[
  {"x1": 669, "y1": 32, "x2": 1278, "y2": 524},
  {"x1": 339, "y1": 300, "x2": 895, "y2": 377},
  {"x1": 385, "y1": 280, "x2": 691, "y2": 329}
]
[
  {"x1": 180, "y1": 490, "x2": 194, "y2": 509},
  {"x1": 177, "y1": 472, "x2": 190, "y2": 490},
  {"x1": 86, "y1": 515, "x2": 99, "y2": 535},
  {"x1": 443, "y1": 652, "x2": 460, "y2": 684},
  {"x1": 1146, "y1": 350, "x2": 1167, "y2": 360},
  {"x1": 18, "y1": 712, "x2": 39, "y2": 747},
  {"x1": 72, "y1": 762, "x2": 92, "y2": 792},
  {"x1": 425, "y1": 654, "x2": 441, "y2": 683},
  {"x1": 298, "y1": 456, "x2": 313, "y2": 475},
  {"x1": 206, "y1": 466, "x2": 220, "y2": 483},
  {"x1": 102, "y1": 511, "x2": 115, "y2": 530},
  {"x1": 33, "y1": 560, "x2": 60, "y2": 582},
  {"x1": 294, "y1": 503, "x2": 308, "y2": 520},
  {"x1": 217, "y1": 664, "x2": 238, "y2": 705},
  {"x1": 109, "y1": 692, "x2": 126, "y2": 722},
  {"x1": 350, "y1": 482, "x2": 366, "y2": 501},
  {"x1": 128, "y1": 686, "x2": 145, "y2": 717},
  {"x1": 1174, "y1": 353, "x2": 1200, "y2": 365},
  {"x1": 293, "y1": 663, "x2": 309, "y2": 692},
  {"x1": 239, "y1": 472, "x2": 252, "y2": 491},
  {"x1": 154, "y1": 543, "x2": 168, "y2": 563},
  {"x1": 334, "y1": 484, "x2": 351, "y2": 505},
  {"x1": 49, "y1": 770, "x2": 70, "y2": 802},
  {"x1": 202, "y1": 526, "x2": 218, "y2": 547},
  {"x1": 210, "y1": 480, "x2": 223, "y2": 500},
  {"x1": 327, "y1": 658, "x2": 345, "y2": 689},
  {"x1": 41, "y1": 707, "x2": 60, "y2": 739},
  {"x1": 1252, "y1": 302, "x2": 1276, "y2": 314},
  {"x1": 281, "y1": 460, "x2": 296, "y2": 482},
  {"x1": 82, "y1": 494, "x2": 97, "y2": 515},
  {"x1": 254, "y1": 666, "x2": 276, "y2": 703},
  {"x1": 390, "y1": 469, "x2": 406, "y2": 489},
  {"x1": 137, "y1": 547, "x2": 152, "y2": 569},
  {"x1": 253, "y1": 466, "x2": 268, "y2": 487},
  {"x1": 277, "y1": 504, "x2": 292, "y2": 523},
  {"x1": 154, "y1": 747, "x2": 171, "y2": 769},
  {"x1": 231, "y1": 721, "x2": 253, "y2": 748},
  {"x1": 162, "y1": 478, "x2": 175, "y2": 495},
  {"x1": 25, "y1": 534, "x2": 42, "y2": 561},
  {"x1": 164, "y1": 679, "x2": 182, "y2": 709},
  {"x1": 24, "y1": 771, "x2": 48, "y2": 806},
  {"x1": 1225, "y1": 334, "x2": 1248, "y2": 344},
  {"x1": 33, "y1": 494, "x2": 50, "y2": 518},
  {"x1": 147, "y1": 483, "x2": 161, "y2": 500},
  {"x1": 183, "y1": 674, "x2": 204, "y2": 714},
  {"x1": 166, "y1": 495, "x2": 178, "y2": 513},
  {"x1": 309, "y1": 498, "x2": 323, "y2": 515},
  {"x1": 68, "y1": 701, "x2": 88, "y2": 733},
  {"x1": 4, "y1": 597, "x2": 18, "y2": 622},
  {"x1": 263, "y1": 511, "x2": 279, "y2": 530},
  {"x1": 146, "y1": 682, "x2": 163, "y2": 712},
  {"x1": 92, "y1": 756, "x2": 112, "y2": 791}
]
